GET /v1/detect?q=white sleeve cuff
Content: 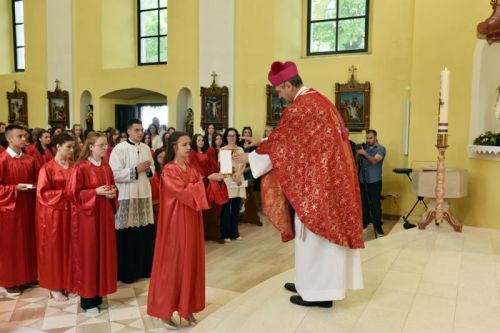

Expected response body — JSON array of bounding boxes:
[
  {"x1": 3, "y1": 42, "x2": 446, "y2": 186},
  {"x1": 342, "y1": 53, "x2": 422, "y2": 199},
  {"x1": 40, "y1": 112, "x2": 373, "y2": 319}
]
[{"x1": 248, "y1": 150, "x2": 273, "y2": 178}]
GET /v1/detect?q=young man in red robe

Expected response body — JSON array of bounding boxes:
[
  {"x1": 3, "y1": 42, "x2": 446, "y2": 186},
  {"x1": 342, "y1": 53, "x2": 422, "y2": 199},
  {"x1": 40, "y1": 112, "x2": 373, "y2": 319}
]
[
  {"x1": 235, "y1": 61, "x2": 365, "y2": 308},
  {"x1": 0, "y1": 124, "x2": 38, "y2": 297}
]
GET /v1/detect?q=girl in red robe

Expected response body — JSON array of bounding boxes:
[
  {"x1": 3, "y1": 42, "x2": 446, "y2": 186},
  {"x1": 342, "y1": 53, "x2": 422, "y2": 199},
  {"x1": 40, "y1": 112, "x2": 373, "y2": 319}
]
[
  {"x1": 189, "y1": 134, "x2": 228, "y2": 242},
  {"x1": 36, "y1": 133, "x2": 75, "y2": 301},
  {"x1": 147, "y1": 131, "x2": 222, "y2": 329},
  {"x1": 66, "y1": 132, "x2": 118, "y2": 313},
  {"x1": 29, "y1": 129, "x2": 54, "y2": 169}
]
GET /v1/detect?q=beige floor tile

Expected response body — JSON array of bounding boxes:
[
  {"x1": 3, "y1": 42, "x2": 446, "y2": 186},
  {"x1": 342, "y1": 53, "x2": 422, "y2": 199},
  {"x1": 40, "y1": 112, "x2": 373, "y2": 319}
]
[
  {"x1": 0, "y1": 300, "x2": 17, "y2": 312},
  {"x1": 417, "y1": 280, "x2": 457, "y2": 300},
  {"x1": 368, "y1": 288, "x2": 416, "y2": 312},
  {"x1": 454, "y1": 300, "x2": 500, "y2": 332},
  {"x1": 352, "y1": 306, "x2": 408, "y2": 333},
  {"x1": 403, "y1": 294, "x2": 456, "y2": 333},
  {"x1": 108, "y1": 306, "x2": 141, "y2": 322},
  {"x1": 380, "y1": 270, "x2": 422, "y2": 293},
  {"x1": 41, "y1": 314, "x2": 77, "y2": 330}
]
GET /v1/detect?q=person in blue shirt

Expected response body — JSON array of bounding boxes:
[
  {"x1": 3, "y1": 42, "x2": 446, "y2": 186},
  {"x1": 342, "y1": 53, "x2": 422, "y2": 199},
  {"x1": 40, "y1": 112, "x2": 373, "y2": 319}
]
[{"x1": 357, "y1": 129, "x2": 386, "y2": 236}]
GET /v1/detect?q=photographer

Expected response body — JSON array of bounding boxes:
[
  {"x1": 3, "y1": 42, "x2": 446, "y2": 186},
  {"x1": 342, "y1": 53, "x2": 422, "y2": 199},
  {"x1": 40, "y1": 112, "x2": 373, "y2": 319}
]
[{"x1": 357, "y1": 129, "x2": 386, "y2": 236}]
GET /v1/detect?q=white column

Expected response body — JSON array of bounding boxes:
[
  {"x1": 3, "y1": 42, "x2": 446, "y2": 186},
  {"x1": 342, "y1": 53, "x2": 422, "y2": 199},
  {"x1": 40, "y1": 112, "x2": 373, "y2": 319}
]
[
  {"x1": 47, "y1": 0, "x2": 73, "y2": 128},
  {"x1": 199, "y1": 0, "x2": 235, "y2": 130}
]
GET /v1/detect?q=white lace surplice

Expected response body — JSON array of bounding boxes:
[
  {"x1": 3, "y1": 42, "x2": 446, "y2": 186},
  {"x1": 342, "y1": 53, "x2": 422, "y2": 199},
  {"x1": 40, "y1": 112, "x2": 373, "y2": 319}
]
[{"x1": 109, "y1": 140, "x2": 155, "y2": 229}]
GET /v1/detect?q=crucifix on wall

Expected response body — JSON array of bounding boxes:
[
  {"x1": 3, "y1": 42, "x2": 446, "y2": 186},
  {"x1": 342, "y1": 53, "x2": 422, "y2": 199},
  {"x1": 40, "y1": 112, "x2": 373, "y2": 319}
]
[{"x1": 200, "y1": 72, "x2": 229, "y2": 131}]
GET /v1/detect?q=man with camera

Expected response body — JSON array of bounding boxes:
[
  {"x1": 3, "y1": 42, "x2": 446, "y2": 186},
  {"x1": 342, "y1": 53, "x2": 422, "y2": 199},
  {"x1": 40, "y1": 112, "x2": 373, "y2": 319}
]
[{"x1": 357, "y1": 129, "x2": 386, "y2": 237}]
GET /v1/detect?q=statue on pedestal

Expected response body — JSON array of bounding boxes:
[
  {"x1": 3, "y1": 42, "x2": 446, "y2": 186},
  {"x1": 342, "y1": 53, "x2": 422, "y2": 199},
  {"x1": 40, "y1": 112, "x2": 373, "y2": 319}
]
[
  {"x1": 477, "y1": 0, "x2": 500, "y2": 43},
  {"x1": 185, "y1": 108, "x2": 193, "y2": 137},
  {"x1": 86, "y1": 104, "x2": 94, "y2": 131}
]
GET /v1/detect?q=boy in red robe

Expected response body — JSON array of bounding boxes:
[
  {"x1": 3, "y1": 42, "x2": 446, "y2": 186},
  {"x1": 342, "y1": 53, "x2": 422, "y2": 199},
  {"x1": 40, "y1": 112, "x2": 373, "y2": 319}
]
[{"x1": 0, "y1": 124, "x2": 38, "y2": 297}]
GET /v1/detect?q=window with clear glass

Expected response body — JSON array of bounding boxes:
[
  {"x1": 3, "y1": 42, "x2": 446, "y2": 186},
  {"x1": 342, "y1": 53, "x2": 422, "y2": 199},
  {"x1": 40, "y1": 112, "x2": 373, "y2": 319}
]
[
  {"x1": 138, "y1": 0, "x2": 167, "y2": 65},
  {"x1": 12, "y1": 0, "x2": 25, "y2": 71},
  {"x1": 307, "y1": 0, "x2": 369, "y2": 55}
]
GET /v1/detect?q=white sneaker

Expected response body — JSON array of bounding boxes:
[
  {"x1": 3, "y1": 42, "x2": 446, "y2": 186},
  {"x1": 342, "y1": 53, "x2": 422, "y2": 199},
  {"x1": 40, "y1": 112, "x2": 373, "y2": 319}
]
[
  {"x1": 224, "y1": 238, "x2": 231, "y2": 243},
  {"x1": 85, "y1": 307, "x2": 99, "y2": 313},
  {"x1": 235, "y1": 236, "x2": 243, "y2": 241}
]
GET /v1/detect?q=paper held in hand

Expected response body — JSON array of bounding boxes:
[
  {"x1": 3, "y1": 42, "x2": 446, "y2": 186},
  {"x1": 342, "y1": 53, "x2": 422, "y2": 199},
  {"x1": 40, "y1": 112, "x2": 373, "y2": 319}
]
[
  {"x1": 18, "y1": 183, "x2": 35, "y2": 189},
  {"x1": 219, "y1": 150, "x2": 233, "y2": 174}
]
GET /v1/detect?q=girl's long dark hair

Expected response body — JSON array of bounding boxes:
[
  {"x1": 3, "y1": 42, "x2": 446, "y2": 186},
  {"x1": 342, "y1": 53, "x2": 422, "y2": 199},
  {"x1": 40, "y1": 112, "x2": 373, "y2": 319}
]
[
  {"x1": 36, "y1": 130, "x2": 53, "y2": 155},
  {"x1": 191, "y1": 134, "x2": 207, "y2": 153},
  {"x1": 163, "y1": 131, "x2": 189, "y2": 166},
  {"x1": 203, "y1": 123, "x2": 216, "y2": 149}
]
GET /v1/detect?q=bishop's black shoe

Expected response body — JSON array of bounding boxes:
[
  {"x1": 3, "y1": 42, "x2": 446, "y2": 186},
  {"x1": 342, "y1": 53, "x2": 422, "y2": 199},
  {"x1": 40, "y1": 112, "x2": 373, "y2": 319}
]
[
  {"x1": 290, "y1": 295, "x2": 333, "y2": 308},
  {"x1": 284, "y1": 283, "x2": 297, "y2": 293}
]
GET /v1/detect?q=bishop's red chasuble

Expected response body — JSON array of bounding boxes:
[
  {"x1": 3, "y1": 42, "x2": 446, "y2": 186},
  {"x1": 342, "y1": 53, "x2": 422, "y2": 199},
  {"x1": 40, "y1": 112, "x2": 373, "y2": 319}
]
[{"x1": 257, "y1": 88, "x2": 364, "y2": 249}]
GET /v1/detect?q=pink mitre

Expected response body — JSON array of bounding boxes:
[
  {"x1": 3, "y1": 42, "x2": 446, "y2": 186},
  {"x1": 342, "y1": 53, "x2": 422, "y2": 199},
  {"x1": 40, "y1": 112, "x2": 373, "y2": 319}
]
[{"x1": 268, "y1": 61, "x2": 299, "y2": 86}]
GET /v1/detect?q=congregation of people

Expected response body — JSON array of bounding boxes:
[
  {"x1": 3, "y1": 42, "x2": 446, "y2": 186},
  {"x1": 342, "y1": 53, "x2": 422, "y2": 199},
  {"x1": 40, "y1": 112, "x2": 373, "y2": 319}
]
[{"x1": 0, "y1": 115, "x2": 279, "y2": 328}]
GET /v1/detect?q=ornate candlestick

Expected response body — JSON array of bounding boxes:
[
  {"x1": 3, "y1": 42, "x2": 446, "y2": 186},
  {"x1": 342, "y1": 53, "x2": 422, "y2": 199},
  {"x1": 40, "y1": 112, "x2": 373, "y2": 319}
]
[{"x1": 418, "y1": 69, "x2": 462, "y2": 232}]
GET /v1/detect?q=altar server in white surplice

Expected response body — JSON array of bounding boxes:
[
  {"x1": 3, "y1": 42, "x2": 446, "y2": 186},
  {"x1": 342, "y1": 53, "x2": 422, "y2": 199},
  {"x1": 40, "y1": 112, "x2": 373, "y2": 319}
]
[{"x1": 109, "y1": 118, "x2": 156, "y2": 284}]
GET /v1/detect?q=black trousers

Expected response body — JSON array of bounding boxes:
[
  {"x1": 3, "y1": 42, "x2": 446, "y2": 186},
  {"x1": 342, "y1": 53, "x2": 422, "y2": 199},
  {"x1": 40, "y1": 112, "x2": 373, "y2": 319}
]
[
  {"x1": 80, "y1": 296, "x2": 102, "y2": 310},
  {"x1": 220, "y1": 197, "x2": 241, "y2": 239},
  {"x1": 116, "y1": 224, "x2": 155, "y2": 284},
  {"x1": 360, "y1": 181, "x2": 382, "y2": 229}
]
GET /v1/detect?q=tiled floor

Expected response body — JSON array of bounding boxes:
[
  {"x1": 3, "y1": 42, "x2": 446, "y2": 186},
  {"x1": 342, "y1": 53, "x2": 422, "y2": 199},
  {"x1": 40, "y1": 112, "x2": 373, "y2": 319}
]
[
  {"x1": 191, "y1": 223, "x2": 500, "y2": 333},
  {"x1": 2, "y1": 217, "x2": 495, "y2": 332}
]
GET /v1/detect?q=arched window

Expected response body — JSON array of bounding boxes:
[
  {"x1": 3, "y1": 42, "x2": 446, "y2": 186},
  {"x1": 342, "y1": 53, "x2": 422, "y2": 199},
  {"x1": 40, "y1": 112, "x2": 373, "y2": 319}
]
[
  {"x1": 307, "y1": 0, "x2": 369, "y2": 55},
  {"x1": 138, "y1": 0, "x2": 167, "y2": 65}
]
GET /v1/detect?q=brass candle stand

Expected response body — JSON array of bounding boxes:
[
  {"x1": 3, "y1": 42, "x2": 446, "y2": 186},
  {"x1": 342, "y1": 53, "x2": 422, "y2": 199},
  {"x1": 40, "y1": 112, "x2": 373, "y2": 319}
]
[{"x1": 417, "y1": 133, "x2": 462, "y2": 232}]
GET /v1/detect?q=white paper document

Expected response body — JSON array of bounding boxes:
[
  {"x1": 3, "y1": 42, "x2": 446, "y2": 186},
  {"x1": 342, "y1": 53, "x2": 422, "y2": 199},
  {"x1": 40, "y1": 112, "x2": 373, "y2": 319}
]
[{"x1": 219, "y1": 150, "x2": 233, "y2": 174}]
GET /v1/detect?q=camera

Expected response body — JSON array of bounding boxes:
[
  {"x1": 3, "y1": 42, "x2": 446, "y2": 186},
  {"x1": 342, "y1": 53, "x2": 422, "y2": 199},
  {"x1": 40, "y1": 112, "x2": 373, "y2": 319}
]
[{"x1": 356, "y1": 143, "x2": 367, "y2": 150}]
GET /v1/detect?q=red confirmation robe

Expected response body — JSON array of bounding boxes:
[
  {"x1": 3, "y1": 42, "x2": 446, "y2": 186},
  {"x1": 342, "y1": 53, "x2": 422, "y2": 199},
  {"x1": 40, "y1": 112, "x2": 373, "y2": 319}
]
[
  {"x1": 36, "y1": 159, "x2": 73, "y2": 290},
  {"x1": 66, "y1": 160, "x2": 118, "y2": 298},
  {"x1": 30, "y1": 148, "x2": 54, "y2": 169},
  {"x1": 258, "y1": 88, "x2": 364, "y2": 249},
  {"x1": 147, "y1": 162, "x2": 209, "y2": 319},
  {"x1": 0, "y1": 150, "x2": 38, "y2": 288},
  {"x1": 189, "y1": 149, "x2": 228, "y2": 205}
]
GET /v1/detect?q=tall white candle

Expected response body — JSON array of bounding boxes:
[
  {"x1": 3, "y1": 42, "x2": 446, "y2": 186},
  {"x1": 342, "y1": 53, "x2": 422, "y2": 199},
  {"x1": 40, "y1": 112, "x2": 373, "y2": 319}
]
[{"x1": 439, "y1": 68, "x2": 450, "y2": 125}]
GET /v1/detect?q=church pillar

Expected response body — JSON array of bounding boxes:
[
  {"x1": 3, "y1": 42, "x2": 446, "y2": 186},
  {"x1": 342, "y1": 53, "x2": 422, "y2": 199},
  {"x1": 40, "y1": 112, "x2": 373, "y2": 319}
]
[
  {"x1": 46, "y1": 0, "x2": 74, "y2": 128},
  {"x1": 199, "y1": 0, "x2": 235, "y2": 131}
]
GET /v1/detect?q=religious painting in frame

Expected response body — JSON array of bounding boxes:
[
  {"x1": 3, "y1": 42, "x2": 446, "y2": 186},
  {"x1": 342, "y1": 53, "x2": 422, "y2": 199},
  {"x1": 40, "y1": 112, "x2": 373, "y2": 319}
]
[
  {"x1": 6, "y1": 81, "x2": 28, "y2": 126},
  {"x1": 335, "y1": 66, "x2": 371, "y2": 132},
  {"x1": 47, "y1": 80, "x2": 70, "y2": 128},
  {"x1": 266, "y1": 85, "x2": 288, "y2": 127},
  {"x1": 200, "y1": 76, "x2": 228, "y2": 132}
]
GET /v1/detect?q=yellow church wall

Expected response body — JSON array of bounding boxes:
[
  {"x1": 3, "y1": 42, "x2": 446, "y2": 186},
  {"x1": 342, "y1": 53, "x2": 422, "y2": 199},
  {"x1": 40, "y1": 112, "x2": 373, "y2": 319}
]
[
  {"x1": 0, "y1": 0, "x2": 13, "y2": 75},
  {"x1": 406, "y1": 0, "x2": 499, "y2": 228},
  {"x1": 72, "y1": 0, "x2": 199, "y2": 131},
  {"x1": 0, "y1": 0, "x2": 48, "y2": 128},
  {"x1": 101, "y1": 0, "x2": 135, "y2": 69}
]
